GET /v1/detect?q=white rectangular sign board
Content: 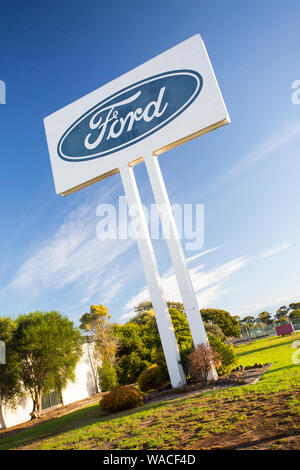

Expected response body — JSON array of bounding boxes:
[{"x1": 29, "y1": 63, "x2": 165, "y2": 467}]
[{"x1": 44, "y1": 34, "x2": 230, "y2": 196}]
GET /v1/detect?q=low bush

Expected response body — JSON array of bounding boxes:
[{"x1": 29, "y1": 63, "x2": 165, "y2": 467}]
[
  {"x1": 208, "y1": 334, "x2": 238, "y2": 375},
  {"x1": 98, "y1": 360, "x2": 118, "y2": 392},
  {"x1": 137, "y1": 364, "x2": 162, "y2": 391},
  {"x1": 100, "y1": 386, "x2": 143, "y2": 413},
  {"x1": 187, "y1": 343, "x2": 221, "y2": 383}
]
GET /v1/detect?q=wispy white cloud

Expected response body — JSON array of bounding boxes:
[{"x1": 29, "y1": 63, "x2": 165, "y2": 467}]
[
  {"x1": 204, "y1": 119, "x2": 300, "y2": 195},
  {"x1": 120, "y1": 237, "x2": 294, "y2": 321},
  {"x1": 121, "y1": 253, "x2": 251, "y2": 320},
  {"x1": 259, "y1": 242, "x2": 291, "y2": 259},
  {"x1": 240, "y1": 293, "x2": 299, "y2": 318},
  {"x1": 225, "y1": 120, "x2": 300, "y2": 181},
  {"x1": 0, "y1": 180, "x2": 136, "y2": 313},
  {"x1": 186, "y1": 246, "x2": 222, "y2": 263}
]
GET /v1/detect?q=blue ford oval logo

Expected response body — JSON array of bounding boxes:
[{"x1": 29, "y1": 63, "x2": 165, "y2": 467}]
[{"x1": 58, "y1": 70, "x2": 203, "y2": 162}]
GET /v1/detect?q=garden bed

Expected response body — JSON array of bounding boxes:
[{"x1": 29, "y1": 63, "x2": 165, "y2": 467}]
[{"x1": 144, "y1": 363, "x2": 272, "y2": 404}]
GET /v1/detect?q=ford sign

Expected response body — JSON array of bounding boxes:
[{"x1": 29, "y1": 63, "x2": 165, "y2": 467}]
[
  {"x1": 44, "y1": 34, "x2": 230, "y2": 195},
  {"x1": 58, "y1": 70, "x2": 203, "y2": 162}
]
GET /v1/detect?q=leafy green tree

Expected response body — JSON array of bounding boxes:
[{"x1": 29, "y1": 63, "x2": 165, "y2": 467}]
[
  {"x1": 240, "y1": 316, "x2": 256, "y2": 333},
  {"x1": 257, "y1": 311, "x2": 272, "y2": 324},
  {"x1": 134, "y1": 300, "x2": 185, "y2": 314},
  {"x1": 115, "y1": 306, "x2": 240, "y2": 384},
  {"x1": 289, "y1": 309, "x2": 300, "y2": 321},
  {"x1": 289, "y1": 302, "x2": 300, "y2": 311},
  {"x1": 0, "y1": 317, "x2": 23, "y2": 415},
  {"x1": 134, "y1": 301, "x2": 154, "y2": 314},
  {"x1": 203, "y1": 322, "x2": 225, "y2": 339},
  {"x1": 137, "y1": 308, "x2": 194, "y2": 371},
  {"x1": 98, "y1": 359, "x2": 118, "y2": 392},
  {"x1": 114, "y1": 307, "x2": 194, "y2": 384},
  {"x1": 13, "y1": 311, "x2": 83, "y2": 419},
  {"x1": 275, "y1": 306, "x2": 290, "y2": 321},
  {"x1": 80, "y1": 304, "x2": 109, "y2": 335},
  {"x1": 168, "y1": 308, "x2": 193, "y2": 356},
  {"x1": 166, "y1": 302, "x2": 185, "y2": 313},
  {"x1": 200, "y1": 309, "x2": 241, "y2": 338},
  {"x1": 113, "y1": 321, "x2": 152, "y2": 384}
]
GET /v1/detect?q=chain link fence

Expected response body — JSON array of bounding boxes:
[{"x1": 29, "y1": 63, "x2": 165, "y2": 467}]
[{"x1": 236, "y1": 319, "x2": 300, "y2": 344}]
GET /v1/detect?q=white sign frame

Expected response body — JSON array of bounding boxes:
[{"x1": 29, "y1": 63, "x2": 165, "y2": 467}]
[{"x1": 44, "y1": 34, "x2": 229, "y2": 196}]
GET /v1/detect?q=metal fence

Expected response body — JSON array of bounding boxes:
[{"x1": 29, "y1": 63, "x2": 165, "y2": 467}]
[{"x1": 237, "y1": 319, "x2": 300, "y2": 343}]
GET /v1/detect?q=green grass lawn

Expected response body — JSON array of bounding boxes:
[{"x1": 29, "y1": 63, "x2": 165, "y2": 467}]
[{"x1": 0, "y1": 332, "x2": 299, "y2": 450}]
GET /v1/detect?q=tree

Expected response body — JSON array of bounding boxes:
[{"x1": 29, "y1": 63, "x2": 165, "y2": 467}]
[
  {"x1": 80, "y1": 304, "x2": 118, "y2": 361},
  {"x1": 200, "y1": 309, "x2": 241, "y2": 338},
  {"x1": 113, "y1": 321, "x2": 152, "y2": 384},
  {"x1": 289, "y1": 309, "x2": 300, "y2": 321},
  {"x1": 136, "y1": 307, "x2": 194, "y2": 373},
  {"x1": 134, "y1": 300, "x2": 185, "y2": 314},
  {"x1": 0, "y1": 317, "x2": 23, "y2": 423},
  {"x1": 275, "y1": 306, "x2": 290, "y2": 321},
  {"x1": 14, "y1": 311, "x2": 83, "y2": 419},
  {"x1": 98, "y1": 360, "x2": 118, "y2": 392},
  {"x1": 289, "y1": 302, "x2": 300, "y2": 311},
  {"x1": 80, "y1": 304, "x2": 109, "y2": 335},
  {"x1": 168, "y1": 308, "x2": 193, "y2": 356},
  {"x1": 114, "y1": 307, "x2": 194, "y2": 384},
  {"x1": 134, "y1": 301, "x2": 153, "y2": 314},
  {"x1": 80, "y1": 304, "x2": 119, "y2": 392},
  {"x1": 114, "y1": 306, "x2": 239, "y2": 384},
  {"x1": 257, "y1": 311, "x2": 272, "y2": 324},
  {"x1": 203, "y1": 322, "x2": 225, "y2": 340}
]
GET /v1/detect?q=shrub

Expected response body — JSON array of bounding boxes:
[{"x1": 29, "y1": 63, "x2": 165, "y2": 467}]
[
  {"x1": 208, "y1": 334, "x2": 238, "y2": 375},
  {"x1": 137, "y1": 364, "x2": 161, "y2": 391},
  {"x1": 100, "y1": 385, "x2": 143, "y2": 413},
  {"x1": 187, "y1": 343, "x2": 221, "y2": 383},
  {"x1": 113, "y1": 307, "x2": 194, "y2": 385},
  {"x1": 98, "y1": 360, "x2": 118, "y2": 392}
]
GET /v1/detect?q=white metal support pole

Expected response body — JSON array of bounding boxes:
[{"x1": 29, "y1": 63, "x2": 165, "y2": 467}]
[
  {"x1": 144, "y1": 154, "x2": 218, "y2": 380},
  {"x1": 119, "y1": 163, "x2": 186, "y2": 388}
]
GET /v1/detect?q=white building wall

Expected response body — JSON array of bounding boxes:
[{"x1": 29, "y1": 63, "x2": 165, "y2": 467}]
[
  {"x1": 0, "y1": 342, "x2": 100, "y2": 429},
  {"x1": 62, "y1": 342, "x2": 100, "y2": 405},
  {"x1": 0, "y1": 394, "x2": 33, "y2": 429}
]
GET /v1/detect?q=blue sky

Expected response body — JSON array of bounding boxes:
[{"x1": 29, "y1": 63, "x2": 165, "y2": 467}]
[{"x1": 0, "y1": 0, "x2": 299, "y2": 324}]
